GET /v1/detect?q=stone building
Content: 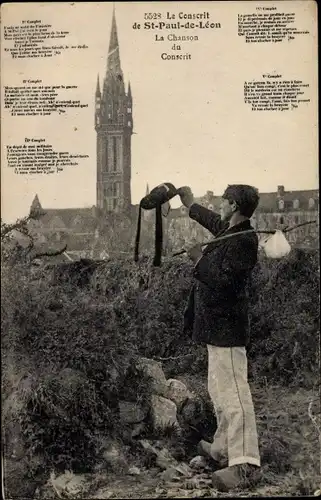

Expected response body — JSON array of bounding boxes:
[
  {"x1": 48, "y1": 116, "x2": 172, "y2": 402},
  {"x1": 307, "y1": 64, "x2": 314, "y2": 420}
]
[{"x1": 27, "y1": 10, "x2": 319, "y2": 259}]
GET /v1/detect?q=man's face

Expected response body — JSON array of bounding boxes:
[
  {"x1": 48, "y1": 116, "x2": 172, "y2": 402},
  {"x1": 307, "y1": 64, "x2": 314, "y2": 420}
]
[{"x1": 220, "y1": 198, "x2": 234, "y2": 221}]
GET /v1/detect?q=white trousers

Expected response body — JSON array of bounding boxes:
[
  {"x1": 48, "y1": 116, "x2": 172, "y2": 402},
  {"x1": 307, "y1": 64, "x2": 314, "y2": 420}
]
[{"x1": 207, "y1": 345, "x2": 261, "y2": 467}]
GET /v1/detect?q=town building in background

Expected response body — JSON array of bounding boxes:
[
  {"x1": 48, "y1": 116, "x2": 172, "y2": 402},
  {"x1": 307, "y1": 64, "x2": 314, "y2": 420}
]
[{"x1": 28, "y1": 10, "x2": 319, "y2": 259}]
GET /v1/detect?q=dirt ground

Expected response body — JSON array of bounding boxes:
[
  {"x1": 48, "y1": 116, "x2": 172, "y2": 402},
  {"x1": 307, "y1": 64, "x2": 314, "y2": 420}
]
[{"x1": 38, "y1": 381, "x2": 320, "y2": 499}]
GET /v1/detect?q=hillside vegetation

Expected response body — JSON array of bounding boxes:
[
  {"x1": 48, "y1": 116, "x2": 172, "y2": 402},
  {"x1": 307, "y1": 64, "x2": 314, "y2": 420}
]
[{"x1": 1, "y1": 223, "x2": 320, "y2": 497}]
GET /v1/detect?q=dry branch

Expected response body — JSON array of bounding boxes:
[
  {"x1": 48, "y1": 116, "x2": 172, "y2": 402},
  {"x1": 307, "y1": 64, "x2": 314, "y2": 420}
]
[
  {"x1": 173, "y1": 220, "x2": 317, "y2": 257},
  {"x1": 30, "y1": 244, "x2": 68, "y2": 261}
]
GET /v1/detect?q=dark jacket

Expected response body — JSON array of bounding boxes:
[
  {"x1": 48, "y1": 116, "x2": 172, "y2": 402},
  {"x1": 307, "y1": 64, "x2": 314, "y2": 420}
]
[{"x1": 184, "y1": 203, "x2": 258, "y2": 347}]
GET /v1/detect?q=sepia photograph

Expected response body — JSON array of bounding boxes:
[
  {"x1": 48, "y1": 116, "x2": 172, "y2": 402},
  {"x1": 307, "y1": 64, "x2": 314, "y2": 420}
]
[{"x1": 1, "y1": 1, "x2": 320, "y2": 498}]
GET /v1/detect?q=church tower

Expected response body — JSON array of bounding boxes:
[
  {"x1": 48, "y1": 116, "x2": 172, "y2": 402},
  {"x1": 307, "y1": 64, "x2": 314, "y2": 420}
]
[{"x1": 95, "y1": 8, "x2": 133, "y2": 213}]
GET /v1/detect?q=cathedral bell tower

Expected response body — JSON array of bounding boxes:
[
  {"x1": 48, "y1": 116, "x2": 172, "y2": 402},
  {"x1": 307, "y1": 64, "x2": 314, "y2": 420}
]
[{"x1": 95, "y1": 8, "x2": 133, "y2": 213}]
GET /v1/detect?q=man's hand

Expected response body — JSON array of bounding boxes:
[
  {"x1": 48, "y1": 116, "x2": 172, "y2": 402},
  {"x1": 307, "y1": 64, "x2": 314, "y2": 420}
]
[
  {"x1": 178, "y1": 186, "x2": 194, "y2": 209},
  {"x1": 186, "y1": 243, "x2": 203, "y2": 263}
]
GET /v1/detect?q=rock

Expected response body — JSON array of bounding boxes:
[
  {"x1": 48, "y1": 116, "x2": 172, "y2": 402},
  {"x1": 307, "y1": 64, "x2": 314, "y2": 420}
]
[
  {"x1": 155, "y1": 486, "x2": 166, "y2": 495},
  {"x1": 49, "y1": 471, "x2": 89, "y2": 498},
  {"x1": 189, "y1": 455, "x2": 209, "y2": 470},
  {"x1": 102, "y1": 441, "x2": 127, "y2": 471},
  {"x1": 128, "y1": 466, "x2": 141, "y2": 476},
  {"x1": 151, "y1": 395, "x2": 179, "y2": 431},
  {"x1": 119, "y1": 401, "x2": 148, "y2": 424},
  {"x1": 179, "y1": 397, "x2": 203, "y2": 425},
  {"x1": 155, "y1": 447, "x2": 175, "y2": 470},
  {"x1": 159, "y1": 467, "x2": 181, "y2": 482},
  {"x1": 159, "y1": 462, "x2": 193, "y2": 482},
  {"x1": 131, "y1": 422, "x2": 146, "y2": 438},
  {"x1": 139, "y1": 441, "x2": 175, "y2": 470},
  {"x1": 139, "y1": 439, "x2": 158, "y2": 456},
  {"x1": 135, "y1": 358, "x2": 168, "y2": 396},
  {"x1": 166, "y1": 379, "x2": 193, "y2": 409},
  {"x1": 139, "y1": 439, "x2": 190, "y2": 475},
  {"x1": 178, "y1": 395, "x2": 216, "y2": 446},
  {"x1": 93, "y1": 489, "x2": 114, "y2": 499},
  {"x1": 138, "y1": 439, "x2": 159, "y2": 468},
  {"x1": 173, "y1": 463, "x2": 193, "y2": 477}
]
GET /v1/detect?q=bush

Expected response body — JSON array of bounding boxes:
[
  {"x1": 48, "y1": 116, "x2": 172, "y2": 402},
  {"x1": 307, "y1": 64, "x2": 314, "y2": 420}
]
[
  {"x1": 247, "y1": 248, "x2": 320, "y2": 386},
  {"x1": 1, "y1": 239, "x2": 319, "y2": 485},
  {"x1": 1, "y1": 256, "x2": 154, "y2": 480}
]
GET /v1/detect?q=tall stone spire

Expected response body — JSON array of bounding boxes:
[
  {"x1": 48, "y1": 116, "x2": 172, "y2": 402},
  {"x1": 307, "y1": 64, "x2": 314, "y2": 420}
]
[
  {"x1": 96, "y1": 7, "x2": 133, "y2": 214},
  {"x1": 105, "y1": 6, "x2": 124, "y2": 91},
  {"x1": 95, "y1": 74, "x2": 101, "y2": 97},
  {"x1": 109, "y1": 5, "x2": 119, "y2": 57}
]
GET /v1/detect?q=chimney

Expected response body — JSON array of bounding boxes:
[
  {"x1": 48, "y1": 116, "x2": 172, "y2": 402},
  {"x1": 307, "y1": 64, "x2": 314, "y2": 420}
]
[
  {"x1": 277, "y1": 185, "x2": 285, "y2": 197},
  {"x1": 206, "y1": 190, "x2": 214, "y2": 199}
]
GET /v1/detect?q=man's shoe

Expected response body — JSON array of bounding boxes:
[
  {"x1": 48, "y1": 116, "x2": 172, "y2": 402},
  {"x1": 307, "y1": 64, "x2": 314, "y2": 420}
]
[{"x1": 212, "y1": 463, "x2": 260, "y2": 492}]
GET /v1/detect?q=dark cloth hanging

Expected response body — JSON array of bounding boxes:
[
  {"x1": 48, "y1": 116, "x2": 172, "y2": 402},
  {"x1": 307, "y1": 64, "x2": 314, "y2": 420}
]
[{"x1": 134, "y1": 183, "x2": 178, "y2": 267}]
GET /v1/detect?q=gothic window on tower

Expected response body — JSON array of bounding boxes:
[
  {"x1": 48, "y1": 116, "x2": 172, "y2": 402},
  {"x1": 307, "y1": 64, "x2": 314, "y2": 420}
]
[
  {"x1": 113, "y1": 136, "x2": 117, "y2": 172},
  {"x1": 118, "y1": 113, "x2": 124, "y2": 125},
  {"x1": 127, "y1": 107, "x2": 131, "y2": 113},
  {"x1": 104, "y1": 141, "x2": 109, "y2": 172},
  {"x1": 110, "y1": 182, "x2": 121, "y2": 198},
  {"x1": 104, "y1": 184, "x2": 112, "y2": 197},
  {"x1": 106, "y1": 198, "x2": 114, "y2": 211}
]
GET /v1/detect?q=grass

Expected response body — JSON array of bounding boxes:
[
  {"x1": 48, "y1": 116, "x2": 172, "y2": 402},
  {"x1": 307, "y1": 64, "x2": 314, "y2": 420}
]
[{"x1": 253, "y1": 383, "x2": 320, "y2": 496}]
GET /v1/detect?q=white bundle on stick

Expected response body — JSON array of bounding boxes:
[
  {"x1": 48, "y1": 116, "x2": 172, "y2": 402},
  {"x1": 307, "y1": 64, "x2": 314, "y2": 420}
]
[{"x1": 262, "y1": 230, "x2": 291, "y2": 259}]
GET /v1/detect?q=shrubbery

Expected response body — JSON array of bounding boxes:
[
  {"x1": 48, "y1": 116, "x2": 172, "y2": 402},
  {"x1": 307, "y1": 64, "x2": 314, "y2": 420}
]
[{"x1": 1, "y1": 228, "x2": 319, "y2": 493}]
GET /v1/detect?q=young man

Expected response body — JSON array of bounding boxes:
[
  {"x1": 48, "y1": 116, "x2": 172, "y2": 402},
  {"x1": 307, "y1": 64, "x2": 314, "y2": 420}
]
[{"x1": 179, "y1": 184, "x2": 260, "y2": 492}]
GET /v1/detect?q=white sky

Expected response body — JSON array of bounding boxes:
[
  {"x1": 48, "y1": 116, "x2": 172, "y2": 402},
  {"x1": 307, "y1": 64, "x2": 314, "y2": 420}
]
[{"x1": 1, "y1": 1, "x2": 318, "y2": 222}]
